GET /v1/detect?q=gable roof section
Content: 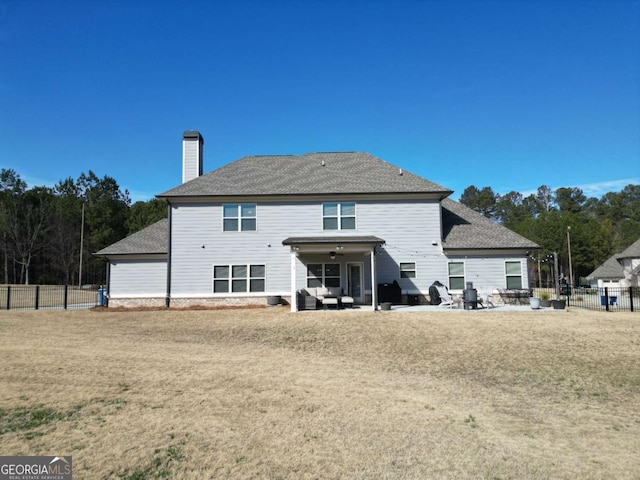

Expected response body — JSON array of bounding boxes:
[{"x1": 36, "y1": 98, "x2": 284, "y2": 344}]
[
  {"x1": 588, "y1": 255, "x2": 624, "y2": 280},
  {"x1": 94, "y1": 219, "x2": 168, "y2": 256},
  {"x1": 441, "y1": 198, "x2": 539, "y2": 250},
  {"x1": 158, "y1": 152, "x2": 452, "y2": 198},
  {"x1": 588, "y1": 237, "x2": 640, "y2": 279},
  {"x1": 616, "y1": 237, "x2": 640, "y2": 260}
]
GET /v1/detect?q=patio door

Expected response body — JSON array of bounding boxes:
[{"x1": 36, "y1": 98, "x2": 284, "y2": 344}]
[{"x1": 347, "y1": 262, "x2": 364, "y2": 304}]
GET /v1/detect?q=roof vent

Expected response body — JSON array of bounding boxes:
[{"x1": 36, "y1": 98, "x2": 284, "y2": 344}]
[
  {"x1": 399, "y1": 168, "x2": 403, "y2": 176},
  {"x1": 321, "y1": 159, "x2": 325, "y2": 167}
]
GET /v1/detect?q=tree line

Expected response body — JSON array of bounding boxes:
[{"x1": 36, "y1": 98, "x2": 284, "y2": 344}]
[
  {"x1": 1, "y1": 167, "x2": 638, "y2": 286},
  {"x1": 0, "y1": 169, "x2": 166, "y2": 285},
  {"x1": 459, "y1": 184, "x2": 640, "y2": 286}
]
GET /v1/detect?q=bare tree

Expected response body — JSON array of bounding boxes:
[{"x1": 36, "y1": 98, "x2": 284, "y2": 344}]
[{"x1": 6, "y1": 186, "x2": 53, "y2": 284}]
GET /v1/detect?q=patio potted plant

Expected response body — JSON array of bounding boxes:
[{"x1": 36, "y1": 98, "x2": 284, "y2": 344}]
[
  {"x1": 539, "y1": 291, "x2": 551, "y2": 308},
  {"x1": 530, "y1": 296, "x2": 541, "y2": 309}
]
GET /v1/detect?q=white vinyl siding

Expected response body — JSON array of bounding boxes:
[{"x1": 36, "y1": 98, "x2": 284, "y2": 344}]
[
  {"x1": 445, "y1": 254, "x2": 531, "y2": 291},
  {"x1": 168, "y1": 199, "x2": 530, "y2": 298},
  {"x1": 109, "y1": 258, "x2": 166, "y2": 297}
]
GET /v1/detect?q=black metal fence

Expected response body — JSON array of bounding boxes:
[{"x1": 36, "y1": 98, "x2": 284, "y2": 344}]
[
  {"x1": 0, "y1": 285, "x2": 104, "y2": 310},
  {"x1": 535, "y1": 286, "x2": 639, "y2": 312}
]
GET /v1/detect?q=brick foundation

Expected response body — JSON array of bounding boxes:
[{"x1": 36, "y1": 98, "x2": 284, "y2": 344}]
[{"x1": 108, "y1": 296, "x2": 292, "y2": 309}]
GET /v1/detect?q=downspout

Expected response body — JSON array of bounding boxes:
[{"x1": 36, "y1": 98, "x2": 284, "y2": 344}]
[
  {"x1": 106, "y1": 260, "x2": 111, "y2": 301},
  {"x1": 165, "y1": 201, "x2": 172, "y2": 308},
  {"x1": 371, "y1": 245, "x2": 378, "y2": 310},
  {"x1": 290, "y1": 250, "x2": 297, "y2": 312}
]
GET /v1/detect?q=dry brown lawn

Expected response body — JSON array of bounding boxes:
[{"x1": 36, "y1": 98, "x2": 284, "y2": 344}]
[{"x1": 0, "y1": 307, "x2": 639, "y2": 479}]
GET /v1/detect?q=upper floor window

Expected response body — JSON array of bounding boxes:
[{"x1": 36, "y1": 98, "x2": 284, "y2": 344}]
[
  {"x1": 448, "y1": 261, "x2": 465, "y2": 290},
  {"x1": 505, "y1": 261, "x2": 523, "y2": 289},
  {"x1": 223, "y1": 204, "x2": 256, "y2": 231},
  {"x1": 323, "y1": 202, "x2": 356, "y2": 230}
]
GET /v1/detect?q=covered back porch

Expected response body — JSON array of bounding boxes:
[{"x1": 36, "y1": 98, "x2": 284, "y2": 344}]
[{"x1": 282, "y1": 236, "x2": 385, "y2": 312}]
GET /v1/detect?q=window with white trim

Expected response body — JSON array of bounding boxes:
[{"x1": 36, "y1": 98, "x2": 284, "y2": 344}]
[
  {"x1": 400, "y1": 262, "x2": 416, "y2": 278},
  {"x1": 322, "y1": 202, "x2": 356, "y2": 230},
  {"x1": 505, "y1": 261, "x2": 523, "y2": 289},
  {"x1": 307, "y1": 263, "x2": 341, "y2": 288},
  {"x1": 213, "y1": 264, "x2": 265, "y2": 293},
  {"x1": 223, "y1": 204, "x2": 256, "y2": 231},
  {"x1": 448, "y1": 262, "x2": 465, "y2": 290}
]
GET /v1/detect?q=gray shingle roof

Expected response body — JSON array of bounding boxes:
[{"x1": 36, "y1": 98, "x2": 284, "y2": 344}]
[
  {"x1": 441, "y1": 198, "x2": 539, "y2": 250},
  {"x1": 96, "y1": 153, "x2": 541, "y2": 256},
  {"x1": 587, "y1": 237, "x2": 640, "y2": 279},
  {"x1": 617, "y1": 237, "x2": 640, "y2": 259},
  {"x1": 158, "y1": 152, "x2": 452, "y2": 197},
  {"x1": 94, "y1": 219, "x2": 168, "y2": 256},
  {"x1": 588, "y1": 255, "x2": 624, "y2": 280}
]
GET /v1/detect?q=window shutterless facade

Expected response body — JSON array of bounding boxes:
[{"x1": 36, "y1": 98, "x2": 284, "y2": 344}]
[
  {"x1": 400, "y1": 262, "x2": 416, "y2": 278},
  {"x1": 505, "y1": 261, "x2": 523, "y2": 289},
  {"x1": 448, "y1": 261, "x2": 465, "y2": 290},
  {"x1": 307, "y1": 263, "x2": 341, "y2": 288},
  {"x1": 322, "y1": 202, "x2": 356, "y2": 230},
  {"x1": 223, "y1": 204, "x2": 257, "y2": 231},
  {"x1": 213, "y1": 264, "x2": 265, "y2": 293}
]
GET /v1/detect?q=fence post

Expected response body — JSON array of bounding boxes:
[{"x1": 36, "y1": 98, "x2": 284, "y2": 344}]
[
  {"x1": 5, "y1": 286, "x2": 10, "y2": 310},
  {"x1": 630, "y1": 287, "x2": 635, "y2": 313},
  {"x1": 35, "y1": 285, "x2": 40, "y2": 310},
  {"x1": 604, "y1": 287, "x2": 610, "y2": 312},
  {"x1": 64, "y1": 285, "x2": 69, "y2": 310}
]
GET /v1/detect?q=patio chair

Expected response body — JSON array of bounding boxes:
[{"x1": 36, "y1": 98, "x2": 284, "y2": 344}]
[
  {"x1": 435, "y1": 285, "x2": 460, "y2": 308},
  {"x1": 477, "y1": 288, "x2": 495, "y2": 308}
]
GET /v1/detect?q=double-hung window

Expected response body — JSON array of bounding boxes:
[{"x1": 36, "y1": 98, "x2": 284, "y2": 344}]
[
  {"x1": 322, "y1": 202, "x2": 356, "y2": 230},
  {"x1": 400, "y1": 262, "x2": 416, "y2": 279},
  {"x1": 307, "y1": 263, "x2": 341, "y2": 288},
  {"x1": 214, "y1": 264, "x2": 265, "y2": 293},
  {"x1": 448, "y1": 262, "x2": 465, "y2": 290},
  {"x1": 505, "y1": 261, "x2": 523, "y2": 289},
  {"x1": 223, "y1": 204, "x2": 256, "y2": 231}
]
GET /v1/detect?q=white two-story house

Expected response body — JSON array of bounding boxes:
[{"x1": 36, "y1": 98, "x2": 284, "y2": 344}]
[{"x1": 96, "y1": 131, "x2": 539, "y2": 311}]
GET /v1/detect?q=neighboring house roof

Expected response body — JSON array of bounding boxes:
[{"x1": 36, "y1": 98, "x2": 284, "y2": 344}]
[
  {"x1": 94, "y1": 219, "x2": 168, "y2": 256},
  {"x1": 588, "y1": 255, "x2": 624, "y2": 280},
  {"x1": 587, "y1": 237, "x2": 640, "y2": 279},
  {"x1": 158, "y1": 152, "x2": 453, "y2": 198},
  {"x1": 441, "y1": 198, "x2": 539, "y2": 250},
  {"x1": 616, "y1": 237, "x2": 640, "y2": 260}
]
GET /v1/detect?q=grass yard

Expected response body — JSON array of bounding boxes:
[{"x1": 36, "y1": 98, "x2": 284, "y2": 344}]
[{"x1": 0, "y1": 307, "x2": 639, "y2": 479}]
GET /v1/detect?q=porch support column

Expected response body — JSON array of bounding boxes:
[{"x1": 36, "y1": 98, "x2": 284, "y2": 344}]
[
  {"x1": 290, "y1": 250, "x2": 298, "y2": 312},
  {"x1": 370, "y1": 246, "x2": 378, "y2": 310}
]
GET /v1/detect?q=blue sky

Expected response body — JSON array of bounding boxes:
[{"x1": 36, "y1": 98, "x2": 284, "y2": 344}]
[{"x1": 1, "y1": 0, "x2": 638, "y2": 202}]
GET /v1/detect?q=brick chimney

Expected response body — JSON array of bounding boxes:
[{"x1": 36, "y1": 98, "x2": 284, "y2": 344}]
[{"x1": 182, "y1": 130, "x2": 204, "y2": 183}]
